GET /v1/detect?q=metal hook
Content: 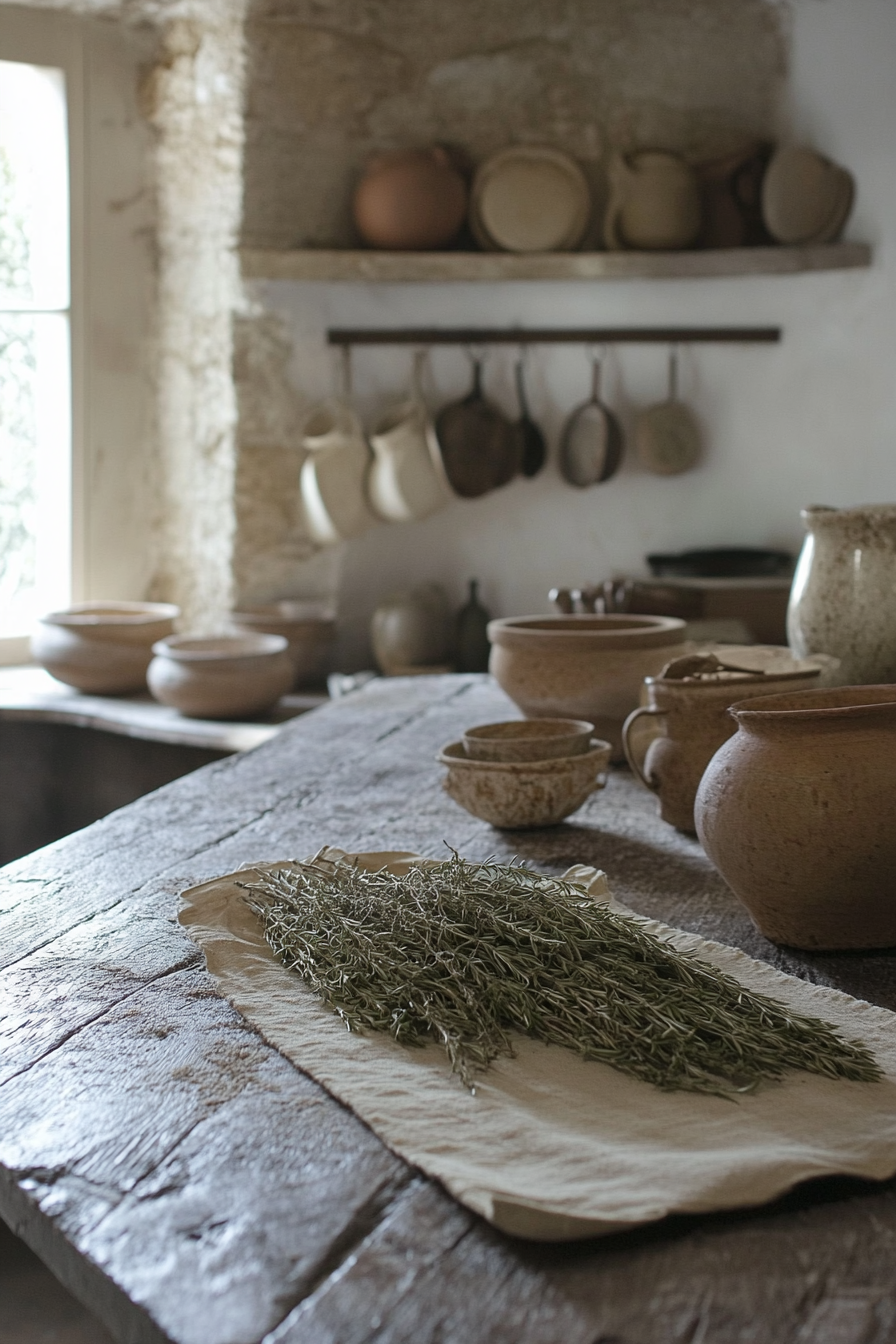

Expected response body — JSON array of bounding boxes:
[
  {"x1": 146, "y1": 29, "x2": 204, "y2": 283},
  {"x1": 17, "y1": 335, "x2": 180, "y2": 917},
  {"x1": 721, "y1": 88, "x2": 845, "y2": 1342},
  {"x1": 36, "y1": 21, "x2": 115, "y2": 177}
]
[
  {"x1": 339, "y1": 344, "x2": 353, "y2": 403},
  {"x1": 668, "y1": 345, "x2": 679, "y2": 402}
]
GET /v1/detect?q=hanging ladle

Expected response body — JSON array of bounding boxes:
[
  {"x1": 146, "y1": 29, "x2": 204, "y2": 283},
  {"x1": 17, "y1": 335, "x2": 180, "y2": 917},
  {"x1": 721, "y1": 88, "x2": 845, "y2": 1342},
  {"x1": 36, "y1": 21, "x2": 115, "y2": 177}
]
[
  {"x1": 559, "y1": 352, "x2": 624, "y2": 488},
  {"x1": 513, "y1": 351, "x2": 547, "y2": 478}
]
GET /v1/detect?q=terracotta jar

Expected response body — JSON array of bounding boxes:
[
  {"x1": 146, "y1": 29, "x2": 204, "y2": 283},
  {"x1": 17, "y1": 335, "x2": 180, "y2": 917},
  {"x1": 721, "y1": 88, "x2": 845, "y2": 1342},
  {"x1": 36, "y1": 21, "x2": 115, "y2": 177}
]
[
  {"x1": 622, "y1": 648, "x2": 828, "y2": 833},
  {"x1": 787, "y1": 503, "x2": 896, "y2": 684},
  {"x1": 604, "y1": 151, "x2": 701, "y2": 251},
  {"x1": 694, "y1": 685, "x2": 896, "y2": 950},
  {"x1": 487, "y1": 614, "x2": 688, "y2": 761},
  {"x1": 371, "y1": 584, "x2": 453, "y2": 674},
  {"x1": 353, "y1": 148, "x2": 468, "y2": 250}
]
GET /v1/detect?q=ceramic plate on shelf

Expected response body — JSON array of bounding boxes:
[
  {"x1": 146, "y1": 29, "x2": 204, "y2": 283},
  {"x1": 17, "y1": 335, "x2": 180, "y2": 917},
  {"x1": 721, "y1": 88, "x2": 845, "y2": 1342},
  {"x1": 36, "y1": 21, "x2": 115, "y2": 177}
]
[
  {"x1": 471, "y1": 147, "x2": 591, "y2": 253},
  {"x1": 761, "y1": 146, "x2": 854, "y2": 245}
]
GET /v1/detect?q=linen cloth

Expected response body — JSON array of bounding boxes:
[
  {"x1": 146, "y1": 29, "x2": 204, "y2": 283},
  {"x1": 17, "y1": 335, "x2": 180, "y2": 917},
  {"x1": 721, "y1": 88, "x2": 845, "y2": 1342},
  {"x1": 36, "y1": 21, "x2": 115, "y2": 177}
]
[{"x1": 179, "y1": 851, "x2": 896, "y2": 1241}]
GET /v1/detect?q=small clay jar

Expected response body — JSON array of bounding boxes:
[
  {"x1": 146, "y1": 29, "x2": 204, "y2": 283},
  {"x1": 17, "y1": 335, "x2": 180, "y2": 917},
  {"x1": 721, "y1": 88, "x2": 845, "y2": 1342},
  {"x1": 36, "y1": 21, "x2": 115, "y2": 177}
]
[
  {"x1": 353, "y1": 148, "x2": 468, "y2": 250},
  {"x1": 604, "y1": 151, "x2": 701, "y2": 251},
  {"x1": 370, "y1": 584, "x2": 453, "y2": 674},
  {"x1": 695, "y1": 685, "x2": 896, "y2": 950}
]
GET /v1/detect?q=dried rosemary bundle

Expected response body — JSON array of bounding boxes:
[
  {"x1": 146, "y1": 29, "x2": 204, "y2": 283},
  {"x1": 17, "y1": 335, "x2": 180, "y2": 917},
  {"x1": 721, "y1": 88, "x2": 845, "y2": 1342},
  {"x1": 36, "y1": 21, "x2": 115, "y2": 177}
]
[{"x1": 243, "y1": 853, "x2": 881, "y2": 1096}]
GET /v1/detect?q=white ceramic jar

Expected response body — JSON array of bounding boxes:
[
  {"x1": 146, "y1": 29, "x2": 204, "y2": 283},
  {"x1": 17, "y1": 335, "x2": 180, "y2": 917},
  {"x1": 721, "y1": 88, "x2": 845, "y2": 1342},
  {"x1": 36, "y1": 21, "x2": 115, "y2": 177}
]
[{"x1": 147, "y1": 634, "x2": 294, "y2": 720}]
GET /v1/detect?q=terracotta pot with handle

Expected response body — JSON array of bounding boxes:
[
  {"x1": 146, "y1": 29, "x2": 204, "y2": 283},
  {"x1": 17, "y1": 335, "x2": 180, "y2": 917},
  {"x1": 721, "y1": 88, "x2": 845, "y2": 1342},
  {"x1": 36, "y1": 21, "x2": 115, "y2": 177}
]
[
  {"x1": 695, "y1": 684, "x2": 896, "y2": 950},
  {"x1": 353, "y1": 147, "x2": 468, "y2": 251}
]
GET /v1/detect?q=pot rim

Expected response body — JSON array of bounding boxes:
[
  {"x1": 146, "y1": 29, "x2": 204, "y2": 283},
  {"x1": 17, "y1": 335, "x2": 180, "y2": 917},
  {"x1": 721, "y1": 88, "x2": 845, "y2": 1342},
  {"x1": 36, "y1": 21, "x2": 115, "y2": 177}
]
[
  {"x1": 730, "y1": 684, "x2": 896, "y2": 721},
  {"x1": 802, "y1": 502, "x2": 896, "y2": 525},
  {"x1": 488, "y1": 614, "x2": 687, "y2": 651},
  {"x1": 41, "y1": 601, "x2": 180, "y2": 627},
  {"x1": 152, "y1": 633, "x2": 288, "y2": 661}
]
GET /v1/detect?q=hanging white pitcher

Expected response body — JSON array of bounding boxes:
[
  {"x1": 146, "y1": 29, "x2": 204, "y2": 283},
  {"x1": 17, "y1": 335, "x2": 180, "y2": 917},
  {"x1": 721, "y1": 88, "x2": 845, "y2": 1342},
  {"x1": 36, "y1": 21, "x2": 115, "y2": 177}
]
[
  {"x1": 300, "y1": 348, "x2": 375, "y2": 546},
  {"x1": 367, "y1": 349, "x2": 453, "y2": 523}
]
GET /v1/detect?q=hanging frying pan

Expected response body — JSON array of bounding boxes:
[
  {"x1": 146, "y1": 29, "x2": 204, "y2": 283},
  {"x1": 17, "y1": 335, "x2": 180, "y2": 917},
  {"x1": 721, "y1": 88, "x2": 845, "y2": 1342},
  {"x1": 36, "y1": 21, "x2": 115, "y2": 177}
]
[
  {"x1": 513, "y1": 355, "x2": 547, "y2": 478},
  {"x1": 559, "y1": 356, "x2": 624, "y2": 488},
  {"x1": 435, "y1": 356, "x2": 519, "y2": 499}
]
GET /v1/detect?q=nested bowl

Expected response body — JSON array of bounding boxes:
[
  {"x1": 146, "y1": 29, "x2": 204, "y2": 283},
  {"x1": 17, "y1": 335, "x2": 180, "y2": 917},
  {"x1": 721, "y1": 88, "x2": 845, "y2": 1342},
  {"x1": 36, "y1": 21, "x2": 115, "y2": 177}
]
[
  {"x1": 31, "y1": 601, "x2": 180, "y2": 694},
  {"x1": 462, "y1": 718, "x2": 595, "y2": 762},
  {"x1": 487, "y1": 614, "x2": 688, "y2": 761},
  {"x1": 438, "y1": 739, "x2": 611, "y2": 829},
  {"x1": 147, "y1": 634, "x2": 294, "y2": 720}
]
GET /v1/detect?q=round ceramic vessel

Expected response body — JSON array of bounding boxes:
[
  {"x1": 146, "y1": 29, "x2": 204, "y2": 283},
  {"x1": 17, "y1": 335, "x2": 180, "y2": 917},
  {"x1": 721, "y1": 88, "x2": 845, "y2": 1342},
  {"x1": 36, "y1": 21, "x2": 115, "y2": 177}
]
[
  {"x1": 438, "y1": 739, "x2": 611, "y2": 829},
  {"x1": 622, "y1": 646, "x2": 828, "y2": 834},
  {"x1": 462, "y1": 718, "x2": 595, "y2": 762},
  {"x1": 147, "y1": 633, "x2": 294, "y2": 720},
  {"x1": 352, "y1": 148, "x2": 468, "y2": 251},
  {"x1": 487, "y1": 614, "x2": 688, "y2": 761},
  {"x1": 229, "y1": 603, "x2": 336, "y2": 688},
  {"x1": 31, "y1": 601, "x2": 180, "y2": 694},
  {"x1": 471, "y1": 147, "x2": 591, "y2": 254},
  {"x1": 787, "y1": 503, "x2": 896, "y2": 684},
  {"x1": 695, "y1": 685, "x2": 896, "y2": 950}
]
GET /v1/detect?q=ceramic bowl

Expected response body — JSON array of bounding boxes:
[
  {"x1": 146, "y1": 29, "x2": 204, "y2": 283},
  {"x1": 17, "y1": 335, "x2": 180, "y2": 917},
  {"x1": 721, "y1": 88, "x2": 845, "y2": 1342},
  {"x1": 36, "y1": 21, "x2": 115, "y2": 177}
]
[
  {"x1": 31, "y1": 601, "x2": 180, "y2": 694},
  {"x1": 462, "y1": 718, "x2": 596, "y2": 762},
  {"x1": 147, "y1": 634, "x2": 294, "y2": 720},
  {"x1": 487, "y1": 614, "x2": 689, "y2": 761},
  {"x1": 229, "y1": 602, "x2": 336, "y2": 688},
  {"x1": 438, "y1": 739, "x2": 611, "y2": 829},
  {"x1": 470, "y1": 147, "x2": 591, "y2": 253}
]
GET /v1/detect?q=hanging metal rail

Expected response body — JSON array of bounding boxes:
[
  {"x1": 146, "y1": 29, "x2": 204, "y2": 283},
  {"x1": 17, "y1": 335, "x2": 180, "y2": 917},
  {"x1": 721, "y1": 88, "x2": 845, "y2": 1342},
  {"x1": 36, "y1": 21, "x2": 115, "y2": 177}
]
[{"x1": 326, "y1": 326, "x2": 781, "y2": 347}]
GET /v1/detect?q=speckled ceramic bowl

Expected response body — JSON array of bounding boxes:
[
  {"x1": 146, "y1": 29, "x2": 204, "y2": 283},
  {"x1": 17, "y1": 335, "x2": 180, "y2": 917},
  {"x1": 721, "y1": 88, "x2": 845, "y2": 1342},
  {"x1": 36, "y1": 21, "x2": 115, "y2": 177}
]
[
  {"x1": 462, "y1": 718, "x2": 596, "y2": 762},
  {"x1": 437, "y1": 738, "x2": 611, "y2": 829}
]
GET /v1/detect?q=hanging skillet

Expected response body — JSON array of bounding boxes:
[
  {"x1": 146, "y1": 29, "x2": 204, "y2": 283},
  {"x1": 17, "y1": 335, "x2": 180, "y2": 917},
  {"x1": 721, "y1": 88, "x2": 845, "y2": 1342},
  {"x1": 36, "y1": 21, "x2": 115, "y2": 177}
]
[
  {"x1": 559, "y1": 355, "x2": 624, "y2": 488},
  {"x1": 513, "y1": 353, "x2": 547, "y2": 478},
  {"x1": 435, "y1": 355, "x2": 519, "y2": 499}
]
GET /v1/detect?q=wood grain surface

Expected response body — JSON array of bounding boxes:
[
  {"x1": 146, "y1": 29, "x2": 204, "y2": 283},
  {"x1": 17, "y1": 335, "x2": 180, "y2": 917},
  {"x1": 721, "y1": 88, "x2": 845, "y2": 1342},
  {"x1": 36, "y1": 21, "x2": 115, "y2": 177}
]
[{"x1": 2, "y1": 675, "x2": 896, "y2": 1344}]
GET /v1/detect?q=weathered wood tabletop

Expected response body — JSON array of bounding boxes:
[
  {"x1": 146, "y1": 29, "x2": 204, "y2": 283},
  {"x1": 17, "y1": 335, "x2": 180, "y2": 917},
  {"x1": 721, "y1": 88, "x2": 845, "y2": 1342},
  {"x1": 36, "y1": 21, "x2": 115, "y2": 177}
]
[{"x1": 2, "y1": 675, "x2": 896, "y2": 1344}]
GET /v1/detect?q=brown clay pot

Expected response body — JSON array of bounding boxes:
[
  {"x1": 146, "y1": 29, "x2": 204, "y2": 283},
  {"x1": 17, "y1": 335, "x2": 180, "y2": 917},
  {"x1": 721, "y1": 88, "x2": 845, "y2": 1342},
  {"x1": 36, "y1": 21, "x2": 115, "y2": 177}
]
[
  {"x1": 487, "y1": 614, "x2": 688, "y2": 761},
  {"x1": 622, "y1": 647, "x2": 828, "y2": 833},
  {"x1": 352, "y1": 147, "x2": 468, "y2": 250},
  {"x1": 694, "y1": 685, "x2": 896, "y2": 950}
]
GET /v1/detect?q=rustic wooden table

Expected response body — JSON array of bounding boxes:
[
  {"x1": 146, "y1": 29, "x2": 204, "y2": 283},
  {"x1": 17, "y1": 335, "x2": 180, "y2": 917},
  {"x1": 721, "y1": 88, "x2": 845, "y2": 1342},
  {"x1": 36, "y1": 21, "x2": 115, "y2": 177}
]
[{"x1": 2, "y1": 675, "x2": 896, "y2": 1344}]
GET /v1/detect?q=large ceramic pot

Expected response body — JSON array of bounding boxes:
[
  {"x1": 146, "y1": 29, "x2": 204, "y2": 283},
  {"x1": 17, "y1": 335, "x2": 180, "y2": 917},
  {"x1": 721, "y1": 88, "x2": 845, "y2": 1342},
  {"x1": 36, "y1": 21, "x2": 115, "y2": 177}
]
[
  {"x1": 487, "y1": 614, "x2": 688, "y2": 760},
  {"x1": 787, "y1": 504, "x2": 896, "y2": 684},
  {"x1": 622, "y1": 647, "x2": 830, "y2": 834},
  {"x1": 31, "y1": 601, "x2": 180, "y2": 694},
  {"x1": 695, "y1": 685, "x2": 896, "y2": 950}
]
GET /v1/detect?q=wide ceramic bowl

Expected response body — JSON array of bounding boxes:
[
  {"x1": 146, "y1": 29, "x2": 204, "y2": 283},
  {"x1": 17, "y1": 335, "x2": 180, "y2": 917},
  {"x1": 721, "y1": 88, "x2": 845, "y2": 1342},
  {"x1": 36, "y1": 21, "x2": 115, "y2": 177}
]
[
  {"x1": 438, "y1": 739, "x2": 612, "y2": 829},
  {"x1": 462, "y1": 718, "x2": 595, "y2": 762},
  {"x1": 147, "y1": 634, "x2": 294, "y2": 720},
  {"x1": 487, "y1": 614, "x2": 688, "y2": 760},
  {"x1": 229, "y1": 602, "x2": 336, "y2": 688},
  {"x1": 31, "y1": 601, "x2": 180, "y2": 694}
]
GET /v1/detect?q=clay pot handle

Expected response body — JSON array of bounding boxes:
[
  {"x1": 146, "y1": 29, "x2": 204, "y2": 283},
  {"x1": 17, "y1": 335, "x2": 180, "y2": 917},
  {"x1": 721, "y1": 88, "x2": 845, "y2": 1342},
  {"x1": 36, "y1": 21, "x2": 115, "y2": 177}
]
[{"x1": 621, "y1": 706, "x2": 665, "y2": 792}]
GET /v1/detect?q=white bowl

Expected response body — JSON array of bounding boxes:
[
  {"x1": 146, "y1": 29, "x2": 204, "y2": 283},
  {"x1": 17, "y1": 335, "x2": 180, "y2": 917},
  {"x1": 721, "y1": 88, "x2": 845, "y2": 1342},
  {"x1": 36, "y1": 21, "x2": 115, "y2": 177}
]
[{"x1": 148, "y1": 633, "x2": 294, "y2": 720}]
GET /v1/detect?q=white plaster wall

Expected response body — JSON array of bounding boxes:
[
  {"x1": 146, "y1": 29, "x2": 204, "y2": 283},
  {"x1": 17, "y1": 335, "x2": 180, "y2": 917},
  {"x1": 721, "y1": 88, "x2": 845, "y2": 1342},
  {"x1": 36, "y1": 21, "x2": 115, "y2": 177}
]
[{"x1": 250, "y1": 0, "x2": 896, "y2": 669}]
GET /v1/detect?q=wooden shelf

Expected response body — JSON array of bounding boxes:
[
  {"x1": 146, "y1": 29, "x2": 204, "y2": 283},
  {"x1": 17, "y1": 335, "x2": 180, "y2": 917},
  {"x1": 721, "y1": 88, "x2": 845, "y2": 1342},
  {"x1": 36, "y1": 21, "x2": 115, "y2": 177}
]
[{"x1": 240, "y1": 242, "x2": 871, "y2": 284}]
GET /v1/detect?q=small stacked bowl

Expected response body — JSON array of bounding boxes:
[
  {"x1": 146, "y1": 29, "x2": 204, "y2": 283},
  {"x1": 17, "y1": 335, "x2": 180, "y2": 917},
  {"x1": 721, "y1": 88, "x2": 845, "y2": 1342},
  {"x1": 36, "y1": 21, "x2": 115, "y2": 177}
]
[{"x1": 438, "y1": 718, "x2": 611, "y2": 829}]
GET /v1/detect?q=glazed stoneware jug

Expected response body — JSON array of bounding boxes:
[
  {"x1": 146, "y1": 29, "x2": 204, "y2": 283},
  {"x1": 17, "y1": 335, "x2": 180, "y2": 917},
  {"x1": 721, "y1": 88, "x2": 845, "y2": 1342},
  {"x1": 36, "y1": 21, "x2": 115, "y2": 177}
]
[
  {"x1": 622, "y1": 648, "x2": 828, "y2": 834},
  {"x1": 604, "y1": 151, "x2": 701, "y2": 251},
  {"x1": 787, "y1": 503, "x2": 896, "y2": 683},
  {"x1": 695, "y1": 685, "x2": 896, "y2": 950}
]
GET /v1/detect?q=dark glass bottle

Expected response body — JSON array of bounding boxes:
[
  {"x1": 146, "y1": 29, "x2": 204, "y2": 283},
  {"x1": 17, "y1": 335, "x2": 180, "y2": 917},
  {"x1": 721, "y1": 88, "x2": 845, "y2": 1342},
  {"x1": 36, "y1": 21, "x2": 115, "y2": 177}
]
[{"x1": 455, "y1": 579, "x2": 492, "y2": 673}]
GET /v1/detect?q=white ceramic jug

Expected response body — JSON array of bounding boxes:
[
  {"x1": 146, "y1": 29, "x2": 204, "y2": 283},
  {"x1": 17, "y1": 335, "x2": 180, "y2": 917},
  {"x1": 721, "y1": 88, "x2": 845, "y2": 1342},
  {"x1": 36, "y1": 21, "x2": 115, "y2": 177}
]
[
  {"x1": 787, "y1": 503, "x2": 896, "y2": 684},
  {"x1": 604, "y1": 151, "x2": 701, "y2": 251},
  {"x1": 367, "y1": 355, "x2": 452, "y2": 523},
  {"x1": 300, "y1": 402, "x2": 374, "y2": 546}
]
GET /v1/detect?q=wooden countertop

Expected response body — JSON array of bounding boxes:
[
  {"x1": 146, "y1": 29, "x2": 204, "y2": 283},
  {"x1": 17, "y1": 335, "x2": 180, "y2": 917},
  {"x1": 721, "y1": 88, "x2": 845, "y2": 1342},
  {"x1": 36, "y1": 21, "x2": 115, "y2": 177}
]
[{"x1": 1, "y1": 674, "x2": 895, "y2": 1344}]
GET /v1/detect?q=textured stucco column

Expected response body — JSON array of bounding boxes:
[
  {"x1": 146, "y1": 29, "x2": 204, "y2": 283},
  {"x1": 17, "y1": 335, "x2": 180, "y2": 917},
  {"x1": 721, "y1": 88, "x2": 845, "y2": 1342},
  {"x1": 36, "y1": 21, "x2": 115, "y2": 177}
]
[{"x1": 144, "y1": 3, "x2": 248, "y2": 629}]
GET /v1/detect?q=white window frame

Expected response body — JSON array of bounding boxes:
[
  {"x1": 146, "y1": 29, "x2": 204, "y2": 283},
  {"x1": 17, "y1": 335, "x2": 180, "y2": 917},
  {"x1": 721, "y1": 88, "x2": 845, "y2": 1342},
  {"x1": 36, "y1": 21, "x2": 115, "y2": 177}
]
[{"x1": 0, "y1": 10, "x2": 84, "y2": 665}]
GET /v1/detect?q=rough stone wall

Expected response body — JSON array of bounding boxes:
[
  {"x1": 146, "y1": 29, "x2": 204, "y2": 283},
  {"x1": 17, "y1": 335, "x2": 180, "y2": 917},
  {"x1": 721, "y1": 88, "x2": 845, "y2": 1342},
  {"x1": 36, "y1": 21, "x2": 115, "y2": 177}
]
[{"x1": 243, "y1": 0, "x2": 788, "y2": 248}]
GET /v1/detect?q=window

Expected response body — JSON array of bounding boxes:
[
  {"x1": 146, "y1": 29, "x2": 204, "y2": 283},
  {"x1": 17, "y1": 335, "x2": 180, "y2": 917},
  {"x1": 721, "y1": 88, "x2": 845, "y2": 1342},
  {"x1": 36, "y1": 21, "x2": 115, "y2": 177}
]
[{"x1": 0, "y1": 57, "x2": 71, "y2": 658}]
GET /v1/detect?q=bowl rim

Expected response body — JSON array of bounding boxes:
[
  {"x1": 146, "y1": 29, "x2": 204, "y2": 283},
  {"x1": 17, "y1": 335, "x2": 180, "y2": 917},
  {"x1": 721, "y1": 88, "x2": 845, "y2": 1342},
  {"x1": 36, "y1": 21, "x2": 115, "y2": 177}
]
[
  {"x1": 41, "y1": 601, "x2": 180, "y2": 627},
  {"x1": 729, "y1": 684, "x2": 896, "y2": 722},
  {"x1": 152, "y1": 633, "x2": 289, "y2": 661},
  {"x1": 488, "y1": 613, "x2": 687, "y2": 650},
  {"x1": 438, "y1": 739, "x2": 612, "y2": 770},
  {"x1": 462, "y1": 718, "x2": 596, "y2": 742}
]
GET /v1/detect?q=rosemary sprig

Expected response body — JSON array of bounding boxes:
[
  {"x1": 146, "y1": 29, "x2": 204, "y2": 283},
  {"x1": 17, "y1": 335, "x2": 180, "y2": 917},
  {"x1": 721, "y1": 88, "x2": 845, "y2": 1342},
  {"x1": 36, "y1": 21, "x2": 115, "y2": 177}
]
[{"x1": 242, "y1": 853, "x2": 881, "y2": 1096}]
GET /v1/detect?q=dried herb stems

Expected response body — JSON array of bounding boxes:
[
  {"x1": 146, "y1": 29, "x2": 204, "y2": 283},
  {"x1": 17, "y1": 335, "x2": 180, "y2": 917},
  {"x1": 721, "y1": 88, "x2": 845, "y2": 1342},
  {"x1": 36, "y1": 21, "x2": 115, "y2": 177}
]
[{"x1": 244, "y1": 854, "x2": 881, "y2": 1096}]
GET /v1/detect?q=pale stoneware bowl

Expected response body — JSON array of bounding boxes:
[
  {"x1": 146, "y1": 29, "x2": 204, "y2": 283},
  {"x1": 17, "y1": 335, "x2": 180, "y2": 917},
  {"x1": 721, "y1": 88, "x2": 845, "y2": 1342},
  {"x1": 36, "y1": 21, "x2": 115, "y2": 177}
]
[
  {"x1": 229, "y1": 602, "x2": 336, "y2": 688},
  {"x1": 31, "y1": 601, "x2": 180, "y2": 694},
  {"x1": 148, "y1": 633, "x2": 294, "y2": 720},
  {"x1": 695, "y1": 684, "x2": 896, "y2": 950},
  {"x1": 487, "y1": 614, "x2": 688, "y2": 761},
  {"x1": 462, "y1": 718, "x2": 596, "y2": 762},
  {"x1": 438, "y1": 739, "x2": 612, "y2": 829}
]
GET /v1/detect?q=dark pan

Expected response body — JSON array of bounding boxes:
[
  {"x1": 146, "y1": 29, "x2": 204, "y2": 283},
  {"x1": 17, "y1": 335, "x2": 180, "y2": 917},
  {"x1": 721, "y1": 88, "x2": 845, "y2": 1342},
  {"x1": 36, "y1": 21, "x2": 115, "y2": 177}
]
[{"x1": 435, "y1": 359, "x2": 519, "y2": 499}]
